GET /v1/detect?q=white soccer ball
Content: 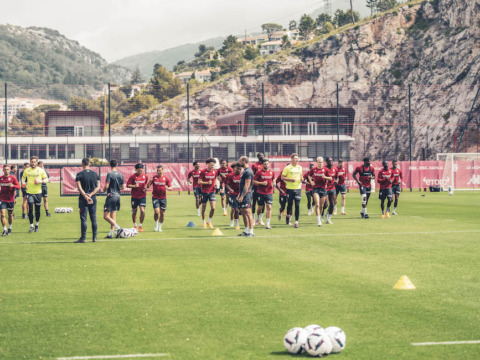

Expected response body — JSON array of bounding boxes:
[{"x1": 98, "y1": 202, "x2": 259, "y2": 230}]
[
  {"x1": 325, "y1": 326, "x2": 346, "y2": 353},
  {"x1": 305, "y1": 330, "x2": 333, "y2": 357},
  {"x1": 304, "y1": 324, "x2": 324, "y2": 335},
  {"x1": 449, "y1": 191, "x2": 453, "y2": 196},
  {"x1": 61, "y1": 208, "x2": 67, "y2": 213},
  {"x1": 283, "y1": 327, "x2": 308, "y2": 354},
  {"x1": 129, "y1": 228, "x2": 138, "y2": 236},
  {"x1": 119, "y1": 229, "x2": 132, "y2": 238}
]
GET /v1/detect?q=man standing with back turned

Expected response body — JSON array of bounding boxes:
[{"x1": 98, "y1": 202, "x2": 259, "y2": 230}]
[{"x1": 75, "y1": 158, "x2": 100, "y2": 243}]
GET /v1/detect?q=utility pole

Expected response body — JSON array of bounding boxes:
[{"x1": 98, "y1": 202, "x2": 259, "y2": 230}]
[
  {"x1": 4, "y1": 83, "x2": 7, "y2": 164},
  {"x1": 108, "y1": 83, "x2": 111, "y2": 162}
]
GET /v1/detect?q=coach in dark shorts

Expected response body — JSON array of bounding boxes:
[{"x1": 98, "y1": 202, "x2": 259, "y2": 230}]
[
  {"x1": 74, "y1": 158, "x2": 100, "y2": 243},
  {"x1": 237, "y1": 156, "x2": 254, "y2": 237}
]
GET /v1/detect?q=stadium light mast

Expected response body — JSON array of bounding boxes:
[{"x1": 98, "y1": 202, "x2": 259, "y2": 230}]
[
  {"x1": 262, "y1": 83, "x2": 265, "y2": 154},
  {"x1": 4, "y1": 82, "x2": 7, "y2": 164},
  {"x1": 108, "y1": 83, "x2": 111, "y2": 162},
  {"x1": 187, "y1": 83, "x2": 190, "y2": 192},
  {"x1": 336, "y1": 83, "x2": 340, "y2": 159}
]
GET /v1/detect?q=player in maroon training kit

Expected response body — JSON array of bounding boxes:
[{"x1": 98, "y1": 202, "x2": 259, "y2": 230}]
[
  {"x1": 334, "y1": 159, "x2": 347, "y2": 215},
  {"x1": 377, "y1": 161, "x2": 394, "y2": 218},
  {"x1": 390, "y1": 160, "x2": 403, "y2": 215},
  {"x1": 323, "y1": 157, "x2": 338, "y2": 224},
  {"x1": 217, "y1": 159, "x2": 233, "y2": 217},
  {"x1": 251, "y1": 153, "x2": 265, "y2": 224},
  {"x1": 146, "y1": 165, "x2": 173, "y2": 232},
  {"x1": 198, "y1": 158, "x2": 218, "y2": 229},
  {"x1": 0, "y1": 164, "x2": 21, "y2": 236},
  {"x1": 126, "y1": 163, "x2": 149, "y2": 231},
  {"x1": 225, "y1": 163, "x2": 242, "y2": 229},
  {"x1": 309, "y1": 157, "x2": 332, "y2": 226},
  {"x1": 275, "y1": 172, "x2": 287, "y2": 221},
  {"x1": 187, "y1": 161, "x2": 202, "y2": 216},
  {"x1": 253, "y1": 159, "x2": 275, "y2": 229},
  {"x1": 352, "y1": 157, "x2": 375, "y2": 219},
  {"x1": 303, "y1": 164, "x2": 314, "y2": 216}
]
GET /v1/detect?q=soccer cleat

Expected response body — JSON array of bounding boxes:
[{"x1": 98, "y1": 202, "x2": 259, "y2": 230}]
[
  {"x1": 230, "y1": 222, "x2": 234, "y2": 227},
  {"x1": 202, "y1": 223, "x2": 207, "y2": 229},
  {"x1": 158, "y1": 228, "x2": 162, "y2": 232},
  {"x1": 92, "y1": 237, "x2": 97, "y2": 242},
  {"x1": 360, "y1": 212, "x2": 365, "y2": 218},
  {"x1": 364, "y1": 214, "x2": 370, "y2": 219},
  {"x1": 223, "y1": 211, "x2": 227, "y2": 216},
  {"x1": 104, "y1": 234, "x2": 113, "y2": 239},
  {"x1": 381, "y1": 214, "x2": 385, "y2": 219},
  {"x1": 74, "y1": 238, "x2": 86, "y2": 243},
  {"x1": 259, "y1": 220, "x2": 265, "y2": 226},
  {"x1": 115, "y1": 229, "x2": 123, "y2": 238},
  {"x1": 1, "y1": 230, "x2": 7, "y2": 237},
  {"x1": 133, "y1": 225, "x2": 138, "y2": 230},
  {"x1": 294, "y1": 223, "x2": 299, "y2": 228},
  {"x1": 278, "y1": 213, "x2": 282, "y2": 221},
  {"x1": 392, "y1": 210, "x2": 397, "y2": 215},
  {"x1": 238, "y1": 232, "x2": 248, "y2": 236},
  {"x1": 307, "y1": 209, "x2": 312, "y2": 216},
  {"x1": 247, "y1": 233, "x2": 255, "y2": 237},
  {"x1": 341, "y1": 211, "x2": 347, "y2": 215},
  {"x1": 265, "y1": 225, "x2": 272, "y2": 230},
  {"x1": 35, "y1": 225, "x2": 39, "y2": 232},
  {"x1": 206, "y1": 222, "x2": 213, "y2": 229},
  {"x1": 28, "y1": 226, "x2": 34, "y2": 232},
  {"x1": 22, "y1": 214, "x2": 26, "y2": 219},
  {"x1": 333, "y1": 209, "x2": 337, "y2": 215},
  {"x1": 46, "y1": 212, "x2": 52, "y2": 217},
  {"x1": 317, "y1": 223, "x2": 322, "y2": 227},
  {"x1": 7, "y1": 229, "x2": 11, "y2": 235},
  {"x1": 138, "y1": 226, "x2": 144, "y2": 232},
  {"x1": 386, "y1": 212, "x2": 390, "y2": 218}
]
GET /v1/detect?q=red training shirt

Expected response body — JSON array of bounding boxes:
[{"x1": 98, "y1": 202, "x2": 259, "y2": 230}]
[
  {"x1": 252, "y1": 162, "x2": 262, "y2": 174},
  {"x1": 309, "y1": 167, "x2": 327, "y2": 189},
  {"x1": 225, "y1": 172, "x2": 241, "y2": 195},
  {"x1": 355, "y1": 165, "x2": 375, "y2": 187},
  {"x1": 187, "y1": 169, "x2": 202, "y2": 188},
  {"x1": 218, "y1": 166, "x2": 233, "y2": 185},
  {"x1": 276, "y1": 174, "x2": 286, "y2": 194},
  {"x1": 152, "y1": 175, "x2": 171, "y2": 199},
  {"x1": 324, "y1": 167, "x2": 338, "y2": 191},
  {"x1": 303, "y1": 172, "x2": 313, "y2": 192},
  {"x1": 336, "y1": 166, "x2": 347, "y2": 186},
  {"x1": 377, "y1": 169, "x2": 393, "y2": 189},
  {"x1": 0, "y1": 175, "x2": 20, "y2": 202},
  {"x1": 200, "y1": 168, "x2": 218, "y2": 193},
  {"x1": 254, "y1": 169, "x2": 275, "y2": 195},
  {"x1": 127, "y1": 173, "x2": 148, "y2": 198},
  {"x1": 391, "y1": 168, "x2": 403, "y2": 186}
]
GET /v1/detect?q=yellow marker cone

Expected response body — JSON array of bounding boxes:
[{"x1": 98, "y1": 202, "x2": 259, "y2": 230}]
[
  {"x1": 212, "y1": 228, "x2": 223, "y2": 236},
  {"x1": 393, "y1": 275, "x2": 416, "y2": 290}
]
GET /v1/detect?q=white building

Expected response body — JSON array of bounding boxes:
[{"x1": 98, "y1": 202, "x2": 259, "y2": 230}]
[
  {"x1": 0, "y1": 98, "x2": 65, "y2": 119},
  {"x1": 260, "y1": 40, "x2": 282, "y2": 56}
]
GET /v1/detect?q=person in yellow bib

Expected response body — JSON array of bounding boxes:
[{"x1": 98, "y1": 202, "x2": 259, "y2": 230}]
[
  {"x1": 21, "y1": 156, "x2": 48, "y2": 232},
  {"x1": 281, "y1": 153, "x2": 303, "y2": 228}
]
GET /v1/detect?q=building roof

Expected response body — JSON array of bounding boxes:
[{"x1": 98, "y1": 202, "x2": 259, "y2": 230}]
[{"x1": 261, "y1": 40, "x2": 282, "y2": 46}]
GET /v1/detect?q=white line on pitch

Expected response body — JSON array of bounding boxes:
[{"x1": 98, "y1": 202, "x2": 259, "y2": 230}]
[
  {"x1": 0, "y1": 230, "x2": 479, "y2": 245},
  {"x1": 57, "y1": 353, "x2": 168, "y2": 360},
  {"x1": 412, "y1": 340, "x2": 480, "y2": 346}
]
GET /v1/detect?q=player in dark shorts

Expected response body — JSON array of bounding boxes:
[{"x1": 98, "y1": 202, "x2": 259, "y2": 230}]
[
  {"x1": 187, "y1": 161, "x2": 202, "y2": 216},
  {"x1": 237, "y1": 156, "x2": 254, "y2": 237},
  {"x1": 103, "y1": 160, "x2": 125, "y2": 239},
  {"x1": 198, "y1": 158, "x2": 218, "y2": 229},
  {"x1": 147, "y1": 165, "x2": 173, "y2": 232},
  {"x1": 377, "y1": 161, "x2": 394, "y2": 218},
  {"x1": 251, "y1": 152, "x2": 265, "y2": 222},
  {"x1": 20, "y1": 162, "x2": 29, "y2": 219},
  {"x1": 275, "y1": 172, "x2": 287, "y2": 221},
  {"x1": 217, "y1": 159, "x2": 233, "y2": 217},
  {"x1": 353, "y1": 157, "x2": 375, "y2": 219},
  {"x1": 309, "y1": 157, "x2": 329, "y2": 226},
  {"x1": 303, "y1": 164, "x2": 314, "y2": 216},
  {"x1": 253, "y1": 159, "x2": 275, "y2": 229},
  {"x1": 37, "y1": 161, "x2": 51, "y2": 217},
  {"x1": 334, "y1": 159, "x2": 347, "y2": 215},
  {"x1": 390, "y1": 160, "x2": 403, "y2": 215},
  {"x1": 225, "y1": 163, "x2": 242, "y2": 229},
  {"x1": 323, "y1": 157, "x2": 338, "y2": 225},
  {"x1": 0, "y1": 164, "x2": 21, "y2": 235},
  {"x1": 127, "y1": 163, "x2": 148, "y2": 232}
]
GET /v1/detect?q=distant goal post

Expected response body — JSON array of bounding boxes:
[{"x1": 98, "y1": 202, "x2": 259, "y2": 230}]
[{"x1": 436, "y1": 153, "x2": 480, "y2": 192}]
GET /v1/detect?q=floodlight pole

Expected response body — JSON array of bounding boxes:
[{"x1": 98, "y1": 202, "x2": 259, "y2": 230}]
[
  {"x1": 187, "y1": 83, "x2": 190, "y2": 195},
  {"x1": 108, "y1": 83, "x2": 111, "y2": 162},
  {"x1": 336, "y1": 83, "x2": 340, "y2": 159},
  {"x1": 4, "y1": 82, "x2": 7, "y2": 164},
  {"x1": 262, "y1": 83, "x2": 265, "y2": 154}
]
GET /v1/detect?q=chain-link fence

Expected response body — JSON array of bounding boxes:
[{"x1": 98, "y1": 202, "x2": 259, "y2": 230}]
[{"x1": 1, "y1": 82, "x2": 478, "y2": 165}]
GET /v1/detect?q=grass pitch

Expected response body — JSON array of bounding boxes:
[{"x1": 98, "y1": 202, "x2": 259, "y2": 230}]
[{"x1": 1, "y1": 185, "x2": 479, "y2": 359}]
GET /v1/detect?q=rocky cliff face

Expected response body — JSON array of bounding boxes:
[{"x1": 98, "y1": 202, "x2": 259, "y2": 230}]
[{"x1": 128, "y1": 0, "x2": 480, "y2": 160}]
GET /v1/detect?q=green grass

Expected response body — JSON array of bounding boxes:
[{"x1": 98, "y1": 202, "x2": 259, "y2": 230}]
[{"x1": 1, "y1": 184, "x2": 480, "y2": 359}]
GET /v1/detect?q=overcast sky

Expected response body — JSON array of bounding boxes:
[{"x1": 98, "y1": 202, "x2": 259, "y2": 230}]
[{"x1": 2, "y1": 0, "x2": 368, "y2": 62}]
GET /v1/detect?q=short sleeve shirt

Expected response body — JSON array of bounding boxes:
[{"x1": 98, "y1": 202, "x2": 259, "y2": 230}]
[
  {"x1": 106, "y1": 170, "x2": 124, "y2": 196},
  {"x1": 239, "y1": 167, "x2": 254, "y2": 195},
  {"x1": 282, "y1": 164, "x2": 303, "y2": 190},
  {"x1": 75, "y1": 169, "x2": 100, "y2": 199}
]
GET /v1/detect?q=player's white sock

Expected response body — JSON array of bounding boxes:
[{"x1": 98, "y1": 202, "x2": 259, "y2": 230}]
[
  {"x1": 223, "y1": 207, "x2": 227, "y2": 212},
  {"x1": 208, "y1": 217, "x2": 212, "y2": 223},
  {"x1": 35, "y1": 222, "x2": 39, "y2": 226},
  {"x1": 250, "y1": 227, "x2": 254, "y2": 235},
  {"x1": 197, "y1": 208, "x2": 200, "y2": 216},
  {"x1": 245, "y1": 227, "x2": 249, "y2": 233},
  {"x1": 114, "y1": 224, "x2": 121, "y2": 230},
  {"x1": 342, "y1": 207, "x2": 345, "y2": 213},
  {"x1": 334, "y1": 205, "x2": 337, "y2": 211},
  {"x1": 258, "y1": 213, "x2": 263, "y2": 222},
  {"x1": 361, "y1": 208, "x2": 365, "y2": 214},
  {"x1": 203, "y1": 219, "x2": 206, "y2": 225},
  {"x1": 158, "y1": 222, "x2": 162, "y2": 231},
  {"x1": 8, "y1": 224, "x2": 12, "y2": 230},
  {"x1": 109, "y1": 229, "x2": 114, "y2": 236},
  {"x1": 3, "y1": 226, "x2": 6, "y2": 231},
  {"x1": 230, "y1": 220, "x2": 234, "y2": 227},
  {"x1": 317, "y1": 215, "x2": 321, "y2": 225},
  {"x1": 134, "y1": 222, "x2": 138, "y2": 227},
  {"x1": 235, "y1": 219, "x2": 239, "y2": 226},
  {"x1": 266, "y1": 218, "x2": 271, "y2": 227},
  {"x1": 364, "y1": 208, "x2": 368, "y2": 214},
  {"x1": 139, "y1": 223, "x2": 142, "y2": 228}
]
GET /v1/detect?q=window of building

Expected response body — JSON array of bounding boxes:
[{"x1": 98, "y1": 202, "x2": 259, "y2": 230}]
[
  {"x1": 49, "y1": 145, "x2": 56, "y2": 159},
  {"x1": 57, "y1": 144, "x2": 66, "y2": 159},
  {"x1": 282, "y1": 122, "x2": 292, "y2": 136},
  {"x1": 74, "y1": 126, "x2": 84, "y2": 137},
  {"x1": 68, "y1": 145, "x2": 75, "y2": 159},
  {"x1": 10, "y1": 145, "x2": 18, "y2": 160},
  {"x1": 56, "y1": 126, "x2": 74, "y2": 136}
]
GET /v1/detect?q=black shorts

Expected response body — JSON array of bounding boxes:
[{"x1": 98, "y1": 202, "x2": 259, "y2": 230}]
[
  {"x1": 286, "y1": 189, "x2": 302, "y2": 201},
  {"x1": 27, "y1": 193, "x2": 42, "y2": 206},
  {"x1": 379, "y1": 188, "x2": 393, "y2": 200},
  {"x1": 335, "y1": 184, "x2": 347, "y2": 195},
  {"x1": 201, "y1": 192, "x2": 216, "y2": 203},
  {"x1": 193, "y1": 187, "x2": 202, "y2": 197},
  {"x1": 104, "y1": 195, "x2": 120, "y2": 212},
  {"x1": 41, "y1": 185, "x2": 48, "y2": 197},
  {"x1": 392, "y1": 184, "x2": 401, "y2": 195},
  {"x1": 219, "y1": 187, "x2": 226, "y2": 196},
  {"x1": 313, "y1": 187, "x2": 327, "y2": 198},
  {"x1": 359, "y1": 186, "x2": 372, "y2": 195},
  {"x1": 228, "y1": 195, "x2": 239, "y2": 209},
  {"x1": 153, "y1": 198, "x2": 167, "y2": 210},
  {"x1": 0, "y1": 201, "x2": 15, "y2": 211},
  {"x1": 22, "y1": 188, "x2": 27, "y2": 198},
  {"x1": 239, "y1": 193, "x2": 252, "y2": 209},
  {"x1": 257, "y1": 193, "x2": 273, "y2": 206},
  {"x1": 131, "y1": 197, "x2": 146, "y2": 209},
  {"x1": 279, "y1": 194, "x2": 287, "y2": 207},
  {"x1": 327, "y1": 189, "x2": 336, "y2": 197},
  {"x1": 306, "y1": 190, "x2": 313, "y2": 197}
]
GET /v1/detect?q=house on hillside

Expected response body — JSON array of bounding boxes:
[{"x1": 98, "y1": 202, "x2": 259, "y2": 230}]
[
  {"x1": 195, "y1": 69, "x2": 212, "y2": 83},
  {"x1": 260, "y1": 40, "x2": 282, "y2": 56},
  {"x1": 175, "y1": 72, "x2": 193, "y2": 85}
]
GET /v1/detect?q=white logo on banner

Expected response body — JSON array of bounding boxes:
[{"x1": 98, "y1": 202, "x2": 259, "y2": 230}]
[
  {"x1": 171, "y1": 178, "x2": 181, "y2": 189},
  {"x1": 348, "y1": 165, "x2": 354, "y2": 173},
  {"x1": 467, "y1": 175, "x2": 480, "y2": 185},
  {"x1": 180, "y1": 167, "x2": 186, "y2": 175},
  {"x1": 423, "y1": 177, "x2": 449, "y2": 186}
]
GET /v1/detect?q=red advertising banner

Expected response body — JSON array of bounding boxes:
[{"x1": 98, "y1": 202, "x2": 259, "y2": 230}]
[{"x1": 60, "y1": 161, "x2": 480, "y2": 195}]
